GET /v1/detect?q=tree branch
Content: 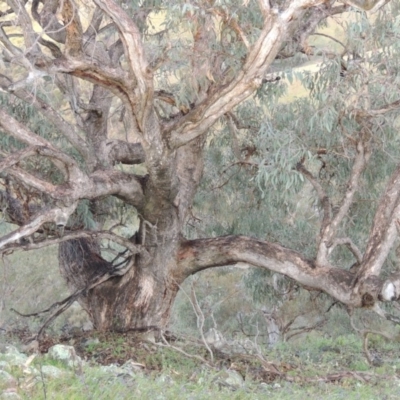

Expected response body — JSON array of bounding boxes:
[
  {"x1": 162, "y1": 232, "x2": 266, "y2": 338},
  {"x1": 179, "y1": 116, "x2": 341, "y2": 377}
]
[
  {"x1": 166, "y1": 0, "x2": 325, "y2": 148},
  {"x1": 0, "y1": 229, "x2": 143, "y2": 256},
  {"x1": 296, "y1": 162, "x2": 331, "y2": 240},
  {"x1": 0, "y1": 146, "x2": 39, "y2": 174},
  {"x1": 0, "y1": 146, "x2": 143, "y2": 207},
  {"x1": 317, "y1": 140, "x2": 370, "y2": 265},
  {"x1": 331, "y1": 237, "x2": 363, "y2": 264},
  {"x1": 50, "y1": 57, "x2": 131, "y2": 101},
  {"x1": 93, "y1": 0, "x2": 152, "y2": 105},
  {"x1": 0, "y1": 202, "x2": 77, "y2": 250},
  {"x1": 105, "y1": 140, "x2": 145, "y2": 165},
  {"x1": 61, "y1": 0, "x2": 83, "y2": 57},
  {"x1": 0, "y1": 74, "x2": 94, "y2": 165},
  {"x1": 359, "y1": 162, "x2": 400, "y2": 278},
  {"x1": 6, "y1": 166, "x2": 58, "y2": 194},
  {"x1": 177, "y1": 235, "x2": 359, "y2": 305},
  {"x1": 0, "y1": 106, "x2": 52, "y2": 147}
]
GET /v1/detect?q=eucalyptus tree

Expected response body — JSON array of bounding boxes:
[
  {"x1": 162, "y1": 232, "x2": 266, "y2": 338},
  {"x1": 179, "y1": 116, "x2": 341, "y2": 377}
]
[{"x1": 0, "y1": 0, "x2": 400, "y2": 333}]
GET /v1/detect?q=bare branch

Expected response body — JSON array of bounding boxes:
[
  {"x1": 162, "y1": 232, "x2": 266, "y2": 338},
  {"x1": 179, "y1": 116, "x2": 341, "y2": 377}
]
[
  {"x1": 61, "y1": 0, "x2": 83, "y2": 57},
  {"x1": 166, "y1": 0, "x2": 325, "y2": 148},
  {"x1": 0, "y1": 23, "x2": 32, "y2": 71},
  {"x1": 296, "y1": 162, "x2": 331, "y2": 239},
  {"x1": 7, "y1": 0, "x2": 41, "y2": 57},
  {"x1": 31, "y1": 0, "x2": 66, "y2": 44},
  {"x1": 366, "y1": 99, "x2": 400, "y2": 116},
  {"x1": 0, "y1": 106, "x2": 57, "y2": 148},
  {"x1": 93, "y1": 0, "x2": 151, "y2": 100},
  {"x1": 0, "y1": 146, "x2": 38, "y2": 174},
  {"x1": 177, "y1": 236, "x2": 361, "y2": 306},
  {"x1": 0, "y1": 202, "x2": 77, "y2": 250},
  {"x1": 190, "y1": 281, "x2": 214, "y2": 362},
  {"x1": 49, "y1": 57, "x2": 131, "y2": 100},
  {"x1": 105, "y1": 140, "x2": 145, "y2": 165},
  {"x1": 349, "y1": 310, "x2": 393, "y2": 366},
  {"x1": 359, "y1": 163, "x2": 400, "y2": 277},
  {"x1": 0, "y1": 74, "x2": 93, "y2": 164},
  {"x1": 331, "y1": 237, "x2": 363, "y2": 264},
  {"x1": 0, "y1": 229, "x2": 143, "y2": 256},
  {"x1": 7, "y1": 166, "x2": 58, "y2": 194},
  {"x1": 317, "y1": 140, "x2": 370, "y2": 265}
]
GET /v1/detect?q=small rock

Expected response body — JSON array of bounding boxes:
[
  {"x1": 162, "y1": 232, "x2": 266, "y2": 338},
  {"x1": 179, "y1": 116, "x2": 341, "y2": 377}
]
[
  {"x1": 40, "y1": 365, "x2": 66, "y2": 379},
  {"x1": 82, "y1": 322, "x2": 93, "y2": 332},
  {"x1": 213, "y1": 369, "x2": 244, "y2": 390},
  {"x1": 2, "y1": 347, "x2": 27, "y2": 367},
  {"x1": 98, "y1": 364, "x2": 134, "y2": 377},
  {"x1": 0, "y1": 371, "x2": 17, "y2": 390},
  {"x1": 0, "y1": 390, "x2": 21, "y2": 400},
  {"x1": 224, "y1": 369, "x2": 244, "y2": 388},
  {"x1": 81, "y1": 338, "x2": 100, "y2": 348},
  {"x1": 47, "y1": 344, "x2": 84, "y2": 369},
  {"x1": 122, "y1": 360, "x2": 144, "y2": 372},
  {"x1": 0, "y1": 363, "x2": 10, "y2": 373},
  {"x1": 21, "y1": 340, "x2": 39, "y2": 354},
  {"x1": 157, "y1": 374, "x2": 174, "y2": 385}
]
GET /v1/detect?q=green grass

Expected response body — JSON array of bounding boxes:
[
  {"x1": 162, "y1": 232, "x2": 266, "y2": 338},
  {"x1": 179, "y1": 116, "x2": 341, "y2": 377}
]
[{"x1": 1, "y1": 333, "x2": 398, "y2": 400}]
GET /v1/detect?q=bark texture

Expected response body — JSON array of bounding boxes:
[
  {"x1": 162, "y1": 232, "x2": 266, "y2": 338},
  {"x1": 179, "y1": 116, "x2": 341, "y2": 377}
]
[{"x1": 0, "y1": 0, "x2": 398, "y2": 332}]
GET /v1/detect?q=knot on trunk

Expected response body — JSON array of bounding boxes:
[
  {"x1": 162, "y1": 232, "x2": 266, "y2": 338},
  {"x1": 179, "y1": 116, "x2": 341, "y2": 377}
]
[{"x1": 357, "y1": 275, "x2": 383, "y2": 308}]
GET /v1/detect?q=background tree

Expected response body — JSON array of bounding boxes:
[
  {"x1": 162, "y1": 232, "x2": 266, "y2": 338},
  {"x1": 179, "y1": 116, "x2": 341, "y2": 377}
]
[{"x1": 1, "y1": 0, "x2": 400, "y2": 333}]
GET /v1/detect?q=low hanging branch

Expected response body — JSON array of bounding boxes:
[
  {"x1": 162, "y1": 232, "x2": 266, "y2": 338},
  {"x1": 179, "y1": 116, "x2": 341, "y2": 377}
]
[{"x1": 0, "y1": 229, "x2": 144, "y2": 256}]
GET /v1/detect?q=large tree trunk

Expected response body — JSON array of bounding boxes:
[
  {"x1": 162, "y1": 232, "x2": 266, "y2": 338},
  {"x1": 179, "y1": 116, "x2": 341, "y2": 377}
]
[{"x1": 59, "y1": 237, "x2": 182, "y2": 331}]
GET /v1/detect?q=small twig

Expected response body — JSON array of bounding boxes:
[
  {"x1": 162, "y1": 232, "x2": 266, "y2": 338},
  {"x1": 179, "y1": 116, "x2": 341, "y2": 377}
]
[
  {"x1": 349, "y1": 310, "x2": 393, "y2": 365},
  {"x1": 190, "y1": 281, "x2": 214, "y2": 363},
  {"x1": 39, "y1": 362, "x2": 47, "y2": 400},
  {"x1": 331, "y1": 237, "x2": 363, "y2": 264},
  {"x1": 311, "y1": 32, "x2": 347, "y2": 50}
]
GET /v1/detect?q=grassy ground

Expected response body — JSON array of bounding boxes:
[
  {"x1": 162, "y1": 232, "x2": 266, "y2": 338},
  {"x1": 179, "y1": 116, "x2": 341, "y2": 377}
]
[{"x1": 2, "y1": 329, "x2": 400, "y2": 399}]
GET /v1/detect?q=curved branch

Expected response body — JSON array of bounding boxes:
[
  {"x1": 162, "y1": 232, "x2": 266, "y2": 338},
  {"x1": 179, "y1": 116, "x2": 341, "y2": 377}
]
[
  {"x1": 93, "y1": 0, "x2": 152, "y2": 100},
  {"x1": 0, "y1": 202, "x2": 77, "y2": 250},
  {"x1": 177, "y1": 235, "x2": 358, "y2": 305},
  {"x1": 31, "y1": 0, "x2": 66, "y2": 44},
  {"x1": 0, "y1": 109, "x2": 86, "y2": 185},
  {"x1": 0, "y1": 75, "x2": 94, "y2": 165},
  {"x1": 331, "y1": 237, "x2": 363, "y2": 264},
  {"x1": 317, "y1": 140, "x2": 370, "y2": 265},
  {"x1": 50, "y1": 57, "x2": 131, "y2": 101},
  {"x1": 7, "y1": 166, "x2": 58, "y2": 194},
  {"x1": 166, "y1": 0, "x2": 325, "y2": 148},
  {"x1": 0, "y1": 146, "x2": 39, "y2": 173},
  {"x1": 86, "y1": 170, "x2": 144, "y2": 206}
]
